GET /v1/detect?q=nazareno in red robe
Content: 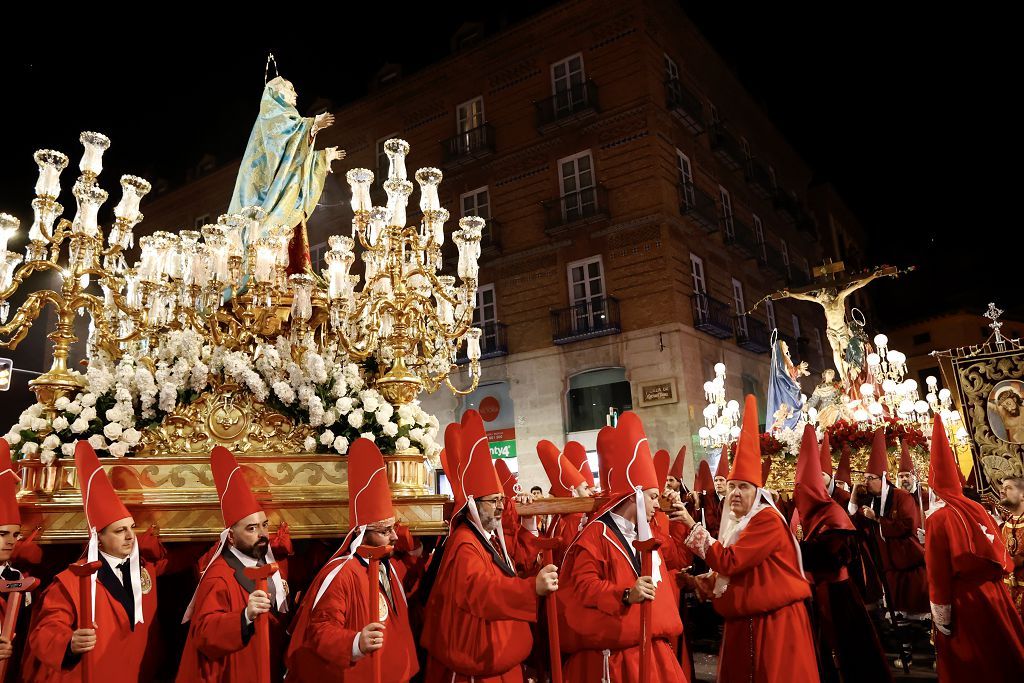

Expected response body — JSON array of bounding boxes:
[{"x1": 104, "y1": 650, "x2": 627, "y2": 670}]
[
  {"x1": 21, "y1": 560, "x2": 159, "y2": 683},
  {"x1": 420, "y1": 519, "x2": 538, "y2": 682},
  {"x1": 285, "y1": 552, "x2": 418, "y2": 682},
  {"x1": 559, "y1": 511, "x2": 688, "y2": 683},
  {"x1": 686, "y1": 506, "x2": 819, "y2": 683},
  {"x1": 175, "y1": 553, "x2": 288, "y2": 683},
  {"x1": 926, "y1": 504, "x2": 1024, "y2": 679},
  {"x1": 853, "y1": 485, "x2": 929, "y2": 614}
]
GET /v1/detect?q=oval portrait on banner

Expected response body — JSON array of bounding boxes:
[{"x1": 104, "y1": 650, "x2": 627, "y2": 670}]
[{"x1": 987, "y1": 379, "x2": 1024, "y2": 443}]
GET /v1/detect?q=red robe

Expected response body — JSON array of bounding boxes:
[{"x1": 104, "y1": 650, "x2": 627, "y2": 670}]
[
  {"x1": 689, "y1": 507, "x2": 818, "y2": 683},
  {"x1": 421, "y1": 521, "x2": 538, "y2": 682},
  {"x1": 700, "y1": 494, "x2": 723, "y2": 537},
  {"x1": 22, "y1": 560, "x2": 159, "y2": 683},
  {"x1": 175, "y1": 553, "x2": 288, "y2": 683},
  {"x1": 546, "y1": 512, "x2": 585, "y2": 564},
  {"x1": 286, "y1": 555, "x2": 418, "y2": 682},
  {"x1": 853, "y1": 486, "x2": 929, "y2": 614},
  {"x1": 560, "y1": 512, "x2": 687, "y2": 682},
  {"x1": 926, "y1": 505, "x2": 1024, "y2": 679},
  {"x1": 1002, "y1": 511, "x2": 1024, "y2": 620}
]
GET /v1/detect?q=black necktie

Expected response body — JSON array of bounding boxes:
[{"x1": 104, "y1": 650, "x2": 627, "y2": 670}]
[{"x1": 117, "y1": 560, "x2": 135, "y2": 623}]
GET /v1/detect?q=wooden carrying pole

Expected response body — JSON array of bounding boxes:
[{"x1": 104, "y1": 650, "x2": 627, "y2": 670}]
[
  {"x1": 67, "y1": 561, "x2": 103, "y2": 683},
  {"x1": 243, "y1": 562, "x2": 280, "y2": 683},
  {"x1": 357, "y1": 544, "x2": 394, "y2": 683},
  {"x1": 632, "y1": 538, "x2": 662, "y2": 683},
  {"x1": 532, "y1": 537, "x2": 564, "y2": 683},
  {"x1": 0, "y1": 576, "x2": 40, "y2": 681}
]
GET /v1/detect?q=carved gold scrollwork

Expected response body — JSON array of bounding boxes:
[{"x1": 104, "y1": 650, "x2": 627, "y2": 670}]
[{"x1": 138, "y1": 382, "x2": 316, "y2": 456}]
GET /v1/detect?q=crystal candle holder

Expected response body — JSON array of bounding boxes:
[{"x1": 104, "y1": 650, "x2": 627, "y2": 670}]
[
  {"x1": 346, "y1": 168, "x2": 373, "y2": 214},
  {"x1": 71, "y1": 181, "x2": 108, "y2": 236},
  {"x1": 34, "y1": 149, "x2": 69, "y2": 198},
  {"x1": 0, "y1": 214, "x2": 18, "y2": 253},
  {"x1": 415, "y1": 167, "x2": 442, "y2": 212},
  {"x1": 384, "y1": 138, "x2": 410, "y2": 181},
  {"x1": 113, "y1": 175, "x2": 152, "y2": 224},
  {"x1": 79, "y1": 131, "x2": 111, "y2": 178},
  {"x1": 1, "y1": 252, "x2": 22, "y2": 290},
  {"x1": 27, "y1": 198, "x2": 62, "y2": 245}
]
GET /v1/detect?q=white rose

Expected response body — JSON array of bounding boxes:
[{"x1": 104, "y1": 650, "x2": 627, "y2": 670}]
[
  {"x1": 21, "y1": 442, "x2": 39, "y2": 455},
  {"x1": 26, "y1": 404, "x2": 43, "y2": 418},
  {"x1": 31, "y1": 418, "x2": 49, "y2": 431},
  {"x1": 361, "y1": 394, "x2": 380, "y2": 414},
  {"x1": 55, "y1": 397, "x2": 71, "y2": 410},
  {"x1": 409, "y1": 427, "x2": 426, "y2": 443},
  {"x1": 320, "y1": 430, "x2": 336, "y2": 446},
  {"x1": 335, "y1": 397, "x2": 354, "y2": 414},
  {"x1": 103, "y1": 423, "x2": 123, "y2": 440},
  {"x1": 79, "y1": 393, "x2": 97, "y2": 407},
  {"x1": 395, "y1": 436, "x2": 411, "y2": 451},
  {"x1": 61, "y1": 442, "x2": 76, "y2": 456},
  {"x1": 87, "y1": 434, "x2": 107, "y2": 450},
  {"x1": 332, "y1": 436, "x2": 350, "y2": 454},
  {"x1": 80, "y1": 406, "x2": 97, "y2": 422},
  {"x1": 4, "y1": 432, "x2": 21, "y2": 445},
  {"x1": 347, "y1": 410, "x2": 364, "y2": 430},
  {"x1": 375, "y1": 405, "x2": 395, "y2": 425},
  {"x1": 122, "y1": 428, "x2": 142, "y2": 446},
  {"x1": 42, "y1": 434, "x2": 61, "y2": 450},
  {"x1": 382, "y1": 421, "x2": 399, "y2": 437},
  {"x1": 108, "y1": 441, "x2": 130, "y2": 458},
  {"x1": 360, "y1": 432, "x2": 375, "y2": 443},
  {"x1": 304, "y1": 436, "x2": 317, "y2": 452},
  {"x1": 17, "y1": 415, "x2": 33, "y2": 430},
  {"x1": 51, "y1": 416, "x2": 70, "y2": 431},
  {"x1": 66, "y1": 401, "x2": 83, "y2": 415},
  {"x1": 70, "y1": 418, "x2": 89, "y2": 434},
  {"x1": 323, "y1": 409, "x2": 338, "y2": 426},
  {"x1": 40, "y1": 449, "x2": 57, "y2": 465}
]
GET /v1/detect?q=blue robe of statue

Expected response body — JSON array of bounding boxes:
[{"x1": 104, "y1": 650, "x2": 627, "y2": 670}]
[
  {"x1": 229, "y1": 76, "x2": 328, "y2": 234},
  {"x1": 766, "y1": 338, "x2": 803, "y2": 430}
]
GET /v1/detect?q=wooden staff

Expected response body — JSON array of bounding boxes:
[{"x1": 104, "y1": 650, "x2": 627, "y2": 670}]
[
  {"x1": 632, "y1": 538, "x2": 662, "y2": 683},
  {"x1": 243, "y1": 562, "x2": 279, "y2": 683},
  {"x1": 0, "y1": 576, "x2": 40, "y2": 681},
  {"x1": 533, "y1": 537, "x2": 563, "y2": 683},
  {"x1": 357, "y1": 544, "x2": 393, "y2": 683},
  {"x1": 67, "y1": 561, "x2": 103, "y2": 683}
]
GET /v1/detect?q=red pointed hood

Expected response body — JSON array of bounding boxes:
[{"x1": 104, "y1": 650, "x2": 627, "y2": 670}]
[
  {"x1": 457, "y1": 410, "x2": 501, "y2": 501},
  {"x1": 794, "y1": 424, "x2": 853, "y2": 539},
  {"x1": 819, "y1": 433, "x2": 833, "y2": 476},
  {"x1": 715, "y1": 443, "x2": 730, "y2": 480},
  {"x1": 494, "y1": 458, "x2": 519, "y2": 500},
  {"x1": 597, "y1": 425, "x2": 618, "y2": 492},
  {"x1": 669, "y1": 446, "x2": 687, "y2": 482},
  {"x1": 653, "y1": 449, "x2": 671, "y2": 491},
  {"x1": 211, "y1": 446, "x2": 263, "y2": 529},
  {"x1": 563, "y1": 440, "x2": 595, "y2": 488},
  {"x1": 0, "y1": 439, "x2": 20, "y2": 527},
  {"x1": 347, "y1": 438, "x2": 394, "y2": 529},
  {"x1": 442, "y1": 422, "x2": 465, "y2": 512},
  {"x1": 929, "y1": 415, "x2": 1007, "y2": 570},
  {"x1": 695, "y1": 459, "x2": 715, "y2": 496},
  {"x1": 537, "y1": 440, "x2": 585, "y2": 497},
  {"x1": 866, "y1": 428, "x2": 888, "y2": 477},
  {"x1": 898, "y1": 439, "x2": 915, "y2": 475},
  {"x1": 607, "y1": 412, "x2": 659, "y2": 495},
  {"x1": 835, "y1": 443, "x2": 853, "y2": 485},
  {"x1": 728, "y1": 395, "x2": 764, "y2": 487},
  {"x1": 76, "y1": 440, "x2": 131, "y2": 531}
]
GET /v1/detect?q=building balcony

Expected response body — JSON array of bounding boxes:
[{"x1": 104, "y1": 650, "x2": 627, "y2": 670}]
[
  {"x1": 735, "y1": 315, "x2": 771, "y2": 354},
  {"x1": 543, "y1": 184, "x2": 609, "y2": 235},
  {"x1": 679, "y1": 180, "x2": 719, "y2": 233},
  {"x1": 724, "y1": 216, "x2": 760, "y2": 258},
  {"x1": 692, "y1": 293, "x2": 734, "y2": 339},
  {"x1": 745, "y1": 159, "x2": 774, "y2": 199},
  {"x1": 441, "y1": 123, "x2": 496, "y2": 168},
  {"x1": 665, "y1": 78, "x2": 704, "y2": 134},
  {"x1": 536, "y1": 81, "x2": 599, "y2": 133},
  {"x1": 552, "y1": 296, "x2": 621, "y2": 344},
  {"x1": 457, "y1": 321, "x2": 509, "y2": 363},
  {"x1": 763, "y1": 242, "x2": 788, "y2": 278},
  {"x1": 773, "y1": 188, "x2": 800, "y2": 223},
  {"x1": 709, "y1": 124, "x2": 746, "y2": 172}
]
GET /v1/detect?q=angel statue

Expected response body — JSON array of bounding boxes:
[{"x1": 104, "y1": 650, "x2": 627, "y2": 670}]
[
  {"x1": 805, "y1": 368, "x2": 851, "y2": 429},
  {"x1": 767, "y1": 337, "x2": 808, "y2": 431},
  {"x1": 229, "y1": 61, "x2": 347, "y2": 275}
]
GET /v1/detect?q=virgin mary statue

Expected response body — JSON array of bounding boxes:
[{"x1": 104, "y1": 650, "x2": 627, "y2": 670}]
[
  {"x1": 228, "y1": 75, "x2": 345, "y2": 274},
  {"x1": 766, "y1": 337, "x2": 808, "y2": 431}
]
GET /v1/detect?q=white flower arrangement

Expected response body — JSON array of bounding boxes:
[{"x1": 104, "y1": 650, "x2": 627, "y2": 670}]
[{"x1": 3, "y1": 330, "x2": 440, "y2": 461}]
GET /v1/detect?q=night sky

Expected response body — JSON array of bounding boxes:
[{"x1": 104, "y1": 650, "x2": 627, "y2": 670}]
[{"x1": 1, "y1": 2, "x2": 1014, "y2": 334}]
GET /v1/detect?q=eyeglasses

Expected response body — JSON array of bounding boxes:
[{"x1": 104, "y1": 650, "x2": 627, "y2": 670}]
[
  {"x1": 366, "y1": 525, "x2": 396, "y2": 536},
  {"x1": 477, "y1": 496, "x2": 506, "y2": 507}
]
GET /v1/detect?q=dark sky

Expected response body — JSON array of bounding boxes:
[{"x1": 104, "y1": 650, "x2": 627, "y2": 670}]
[{"x1": 1, "y1": 3, "x2": 1014, "y2": 329}]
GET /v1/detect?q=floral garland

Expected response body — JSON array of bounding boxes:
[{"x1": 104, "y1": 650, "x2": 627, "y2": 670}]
[
  {"x1": 824, "y1": 417, "x2": 927, "y2": 453},
  {"x1": 3, "y1": 330, "x2": 440, "y2": 462}
]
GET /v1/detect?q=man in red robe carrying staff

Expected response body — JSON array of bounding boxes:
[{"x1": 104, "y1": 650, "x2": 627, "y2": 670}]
[
  {"x1": 177, "y1": 446, "x2": 290, "y2": 683},
  {"x1": 675, "y1": 395, "x2": 819, "y2": 682},
  {"x1": 420, "y1": 410, "x2": 558, "y2": 682},
  {"x1": 285, "y1": 438, "x2": 418, "y2": 681}
]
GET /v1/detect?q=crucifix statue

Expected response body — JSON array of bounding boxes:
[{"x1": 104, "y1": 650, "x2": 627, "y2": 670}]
[{"x1": 768, "y1": 260, "x2": 909, "y2": 389}]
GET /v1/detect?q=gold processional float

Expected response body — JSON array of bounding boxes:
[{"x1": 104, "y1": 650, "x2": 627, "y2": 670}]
[{"x1": 0, "y1": 130, "x2": 486, "y2": 542}]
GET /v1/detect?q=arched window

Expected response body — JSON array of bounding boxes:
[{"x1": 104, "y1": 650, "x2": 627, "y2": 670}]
[{"x1": 567, "y1": 368, "x2": 632, "y2": 433}]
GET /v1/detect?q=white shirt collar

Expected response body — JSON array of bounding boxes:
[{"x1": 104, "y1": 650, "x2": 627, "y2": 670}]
[
  {"x1": 608, "y1": 510, "x2": 637, "y2": 544},
  {"x1": 99, "y1": 549, "x2": 130, "y2": 574},
  {"x1": 228, "y1": 544, "x2": 260, "y2": 568}
]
